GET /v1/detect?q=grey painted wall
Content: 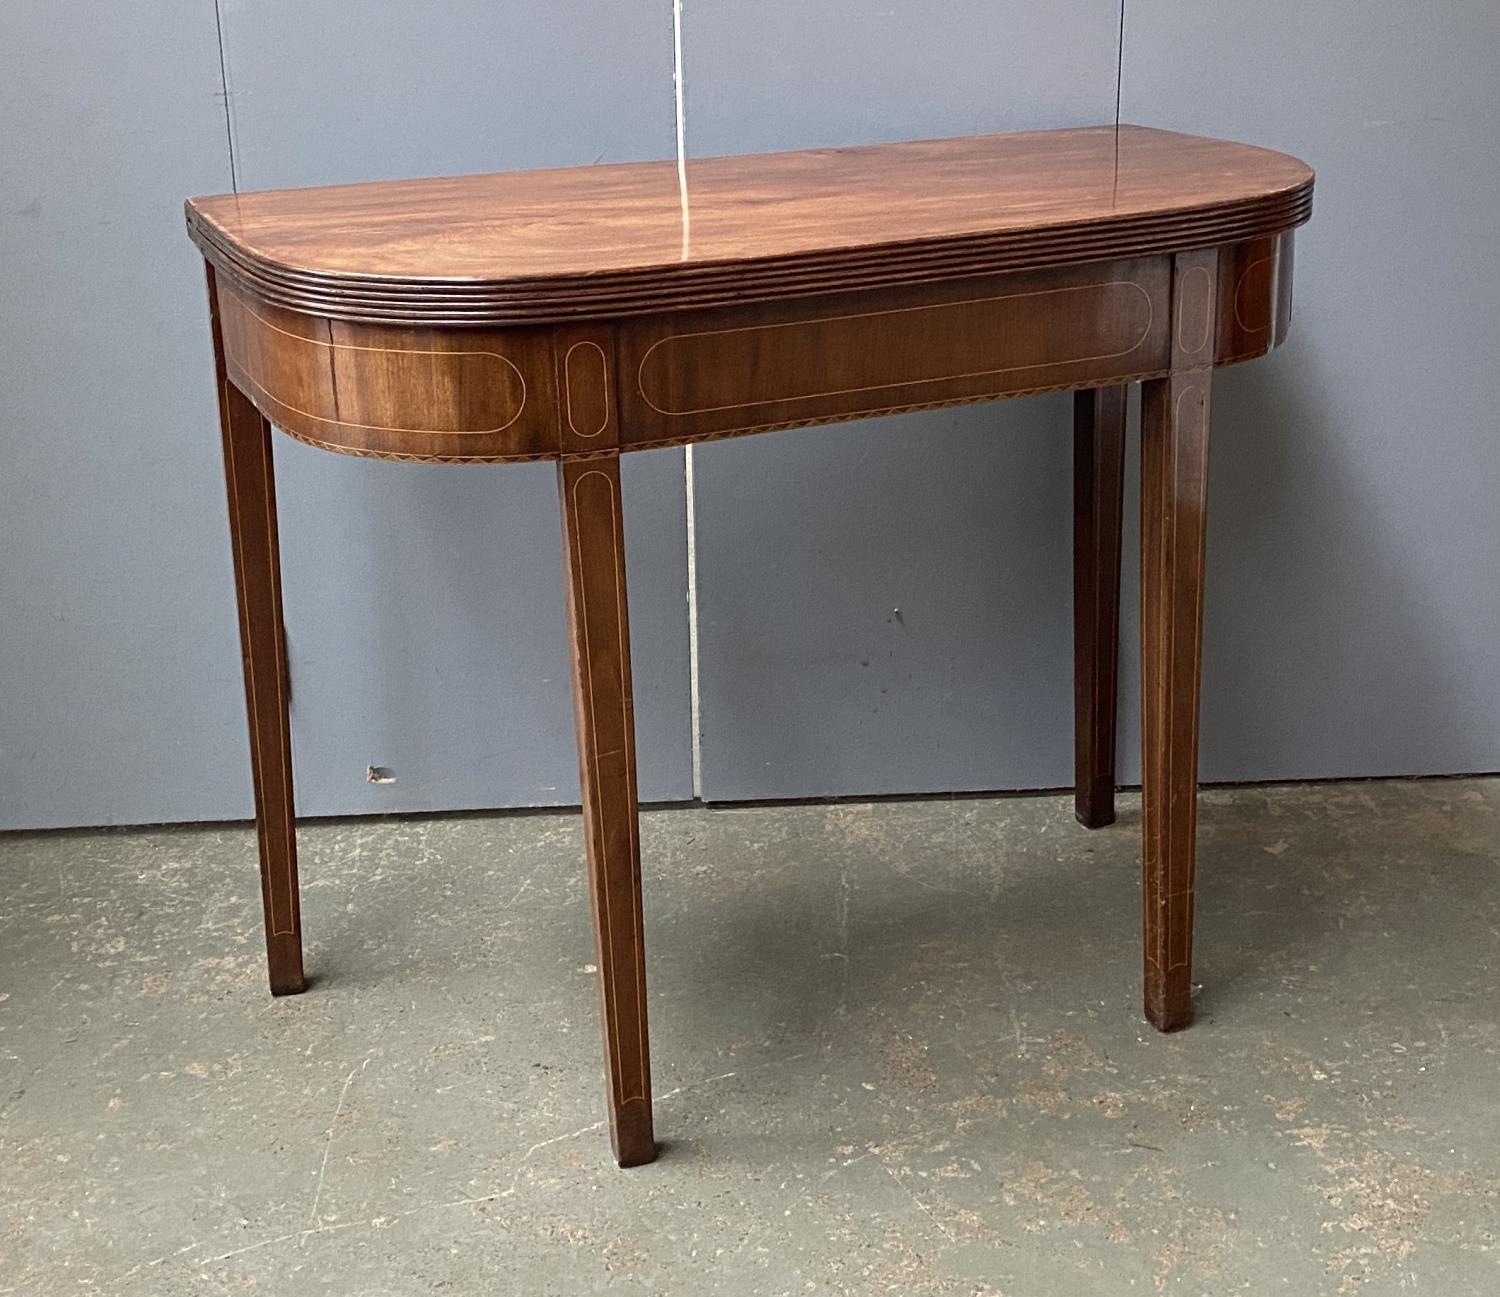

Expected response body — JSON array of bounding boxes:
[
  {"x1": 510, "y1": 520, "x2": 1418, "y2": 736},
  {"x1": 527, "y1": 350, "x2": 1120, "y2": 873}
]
[
  {"x1": 214, "y1": 3, "x2": 693, "y2": 818},
  {"x1": 4, "y1": 2, "x2": 1498, "y2": 829},
  {"x1": 689, "y1": 1, "x2": 1500, "y2": 798},
  {"x1": 686, "y1": 1, "x2": 1124, "y2": 799},
  {"x1": 1114, "y1": 0, "x2": 1500, "y2": 785},
  {"x1": 1, "y1": 2, "x2": 692, "y2": 830},
  {"x1": 2, "y1": 3, "x2": 238, "y2": 830}
]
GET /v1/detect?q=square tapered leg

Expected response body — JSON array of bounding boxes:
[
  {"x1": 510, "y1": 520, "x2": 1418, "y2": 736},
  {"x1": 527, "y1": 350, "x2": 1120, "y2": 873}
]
[
  {"x1": 1073, "y1": 385, "x2": 1127, "y2": 829},
  {"x1": 557, "y1": 454, "x2": 655, "y2": 1167},
  {"x1": 207, "y1": 267, "x2": 305, "y2": 997},
  {"x1": 1138, "y1": 250, "x2": 1217, "y2": 1032}
]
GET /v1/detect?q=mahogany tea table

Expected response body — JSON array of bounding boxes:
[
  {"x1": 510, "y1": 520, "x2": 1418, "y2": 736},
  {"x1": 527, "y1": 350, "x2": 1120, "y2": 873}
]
[{"x1": 186, "y1": 125, "x2": 1314, "y2": 1167}]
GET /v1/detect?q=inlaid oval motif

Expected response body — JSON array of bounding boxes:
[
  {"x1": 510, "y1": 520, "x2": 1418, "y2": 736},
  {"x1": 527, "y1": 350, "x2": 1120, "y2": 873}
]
[
  {"x1": 565, "y1": 340, "x2": 610, "y2": 438},
  {"x1": 1175, "y1": 265, "x2": 1214, "y2": 357},
  {"x1": 1233, "y1": 256, "x2": 1274, "y2": 334},
  {"x1": 226, "y1": 297, "x2": 526, "y2": 436},
  {"x1": 636, "y1": 280, "x2": 1156, "y2": 417}
]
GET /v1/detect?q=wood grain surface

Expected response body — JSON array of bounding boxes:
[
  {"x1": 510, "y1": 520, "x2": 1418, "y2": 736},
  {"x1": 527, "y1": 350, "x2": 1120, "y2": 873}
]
[
  {"x1": 202, "y1": 238, "x2": 1299, "y2": 465},
  {"x1": 191, "y1": 126, "x2": 1314, "y2": 1163},
  {"x1": 216, "y1": 275, "x2": 558, "y2": 460},
  {"x1": 1139, "y1": 249, "x2": 1219, "y2": 1032},
  {"x1": 618, "y1": 259, "x2": 1168, "y2": 448},
  {"x1": 1073, "y1": 385, "x2": 1128, "y2": 830},
  {"x1": 558, "y1": 455, "x2": 655, "y2": 1167},
  {"x1": 207, "y1": 267, "x2": 305, "y2": 997},
  {"x1": 187, "y1": 126, "x2": 1313, "y2": 326}
]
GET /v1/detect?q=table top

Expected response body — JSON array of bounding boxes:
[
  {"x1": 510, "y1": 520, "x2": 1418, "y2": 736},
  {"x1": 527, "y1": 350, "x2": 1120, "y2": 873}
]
[{"x1": 188, "y1": 125, "x2": 1313, "y2": 325}]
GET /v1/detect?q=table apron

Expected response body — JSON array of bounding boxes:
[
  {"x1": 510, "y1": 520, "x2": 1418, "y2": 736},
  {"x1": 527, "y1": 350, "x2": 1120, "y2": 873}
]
[{"x1": 210, "y1": 236, "x2": 1292, "y2": 463}]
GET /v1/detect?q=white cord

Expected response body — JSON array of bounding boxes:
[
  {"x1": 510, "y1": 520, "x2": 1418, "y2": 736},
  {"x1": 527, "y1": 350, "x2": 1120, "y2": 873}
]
[{"x1": 672, "y1": 0, "x2": 690, "y2": 256}]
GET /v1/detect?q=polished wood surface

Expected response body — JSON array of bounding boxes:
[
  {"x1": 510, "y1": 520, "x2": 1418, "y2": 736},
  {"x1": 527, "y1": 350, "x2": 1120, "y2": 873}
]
[
  {"x1": 187, "y1": 126, "x2": 1312, "y2": 324},
  {"x1": 617, "y1": 258, "x2": 1170, "y2": 449},
  {"x1": 207, "y1": 267, "x2": 304, "y2": 997},
  {"x1": 558, "y1": 454, "x2": 654, "y2": 1166},
  {"x1": 1217, "y1": 233, "x2": 1295, "y2": 363},
  {"x1": 215, "y1": 274, "x2": 560, "y2": 462},
  {"x1": 207, "y1": 243, "x2": 1294, "y2": 466},
  {"x1": 1072, "y1": 386, "x2": 1128, "y2": 830},
  {"x1": 189, "y1": 125, "x2": 1313, "y2": 1164},
  {"x1": 1139, "y1": 249, "x2": 1219, "y2": 1032}
]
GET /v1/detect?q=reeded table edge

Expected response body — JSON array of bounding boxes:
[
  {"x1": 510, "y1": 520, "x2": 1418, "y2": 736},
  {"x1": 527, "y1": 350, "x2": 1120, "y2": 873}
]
[
  {"x1": 187, "y1": 129, "x2": 1314, "y2": 327},
  {"x1": 189, "y1": 188, "x2": 1312, "y2": 327}
]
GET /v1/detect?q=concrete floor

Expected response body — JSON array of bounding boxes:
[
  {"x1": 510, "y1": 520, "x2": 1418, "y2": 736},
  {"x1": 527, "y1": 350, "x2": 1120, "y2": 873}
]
[{"x1": 1, "y1": 779, "x2": 1497, "y2": 1295}]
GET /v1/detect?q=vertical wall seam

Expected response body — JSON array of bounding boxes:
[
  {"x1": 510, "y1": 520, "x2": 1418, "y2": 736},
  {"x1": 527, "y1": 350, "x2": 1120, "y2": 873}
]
[
  {"x1": 672, "y1": 0, "x2": 703, "y2": 799},
  {"x1": 211, "y1": 0, "x2": 239, "y2": 192},
  {"x1": 1114, "y1": 0, "x2": 1127, "y2": 130},
  {"x1": 672, "y1": 0, "x2": 690, "y2": 256},
  {"x1": 1113, "y1": 0, "x2": 1127, "y2": 197},
  {"x1": 684, "y1": 445, "x2": 703, "y2": 799}
]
